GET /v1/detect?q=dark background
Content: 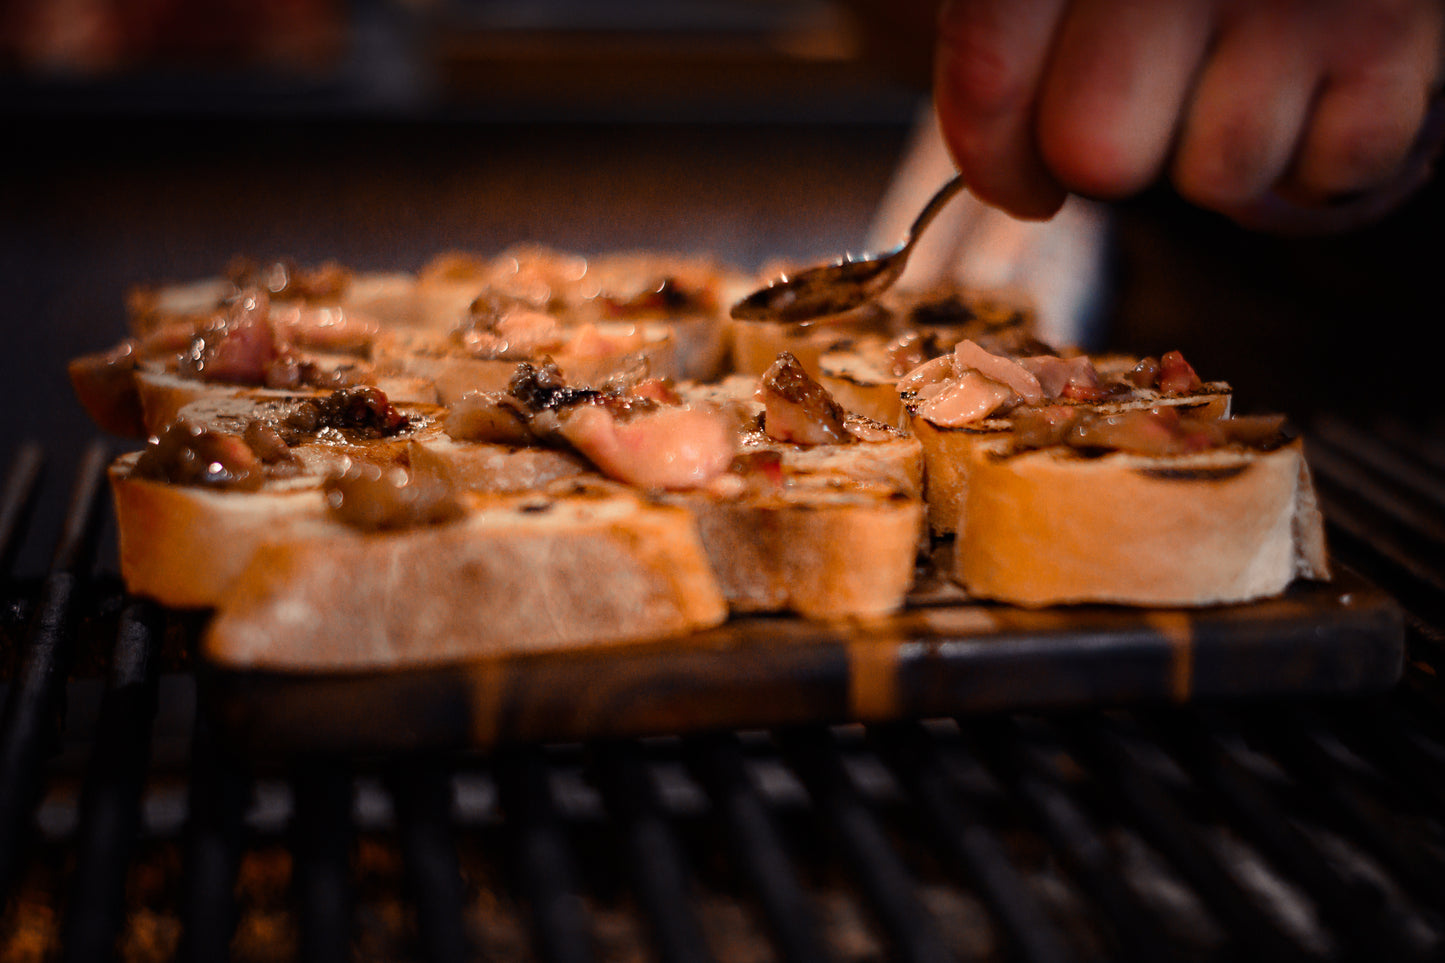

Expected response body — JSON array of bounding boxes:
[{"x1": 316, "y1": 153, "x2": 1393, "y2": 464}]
[{"x1": 3, "y1": 0, "x2": 1441, "y2": 577}]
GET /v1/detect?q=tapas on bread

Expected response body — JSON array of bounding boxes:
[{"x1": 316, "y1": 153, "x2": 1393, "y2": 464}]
[{"x1": 69, "y1": 248, "x2": 1329, "y2": 671}]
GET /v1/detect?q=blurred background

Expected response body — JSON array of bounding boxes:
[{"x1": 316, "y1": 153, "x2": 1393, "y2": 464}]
[{"x1": 1, "y1": 0, "x2": 1441, "y2": 575}]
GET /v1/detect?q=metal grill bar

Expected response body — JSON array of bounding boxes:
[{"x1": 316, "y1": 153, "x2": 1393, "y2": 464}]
[
  {"x1": 0, "y1": 440, "x2": 109, "y2": 897},
  {"x1": 178, "y1": 706, "x2": 248, "y2": 963},
  {"x1": 495, "y1": 747, "x2": 596, "y2": 963},
  {"x1": 1256, "y1": 707, "x2": 1445, "y2": 924},
  {"x1": 873, "y1": 721, "x2": 1075, "y2": 963},
  {"x1": 292, "y1": 761, "x2": 356, "y2": 963},
  {"x1": 778, "y1": 726, "x2": 957, "y2": 963},
  {"x1": 686, "y1": 732, "x2": 835, "y2": 963},
  {"x1": 1065, "y1": 713, "x2": 1315, "y2": 962},
  {"x1": 1158, "y1": 711, "x2": 1432, "y2": 962},
  {"x1": 59, "y1": 599, "x2": 162, "y2": 963},
  {"x1": 593, "y1": 740, "x2": 716, "y2": 963},
  {"x1": 1307, "y1": 424, "x2": 1445, "y2": 634},
  {"x1": 389, "y1": 761, "x2": 470, "y2": 963},
  {"x1": 970, "y1": 716, "x2": 1175, "y2": 963},
  {"x1": 0, "y1": 442, "x2": 41, "y2": 577}
]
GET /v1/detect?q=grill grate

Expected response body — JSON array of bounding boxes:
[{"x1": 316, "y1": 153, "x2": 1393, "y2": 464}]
[{"x1": 2, "y1": 423, "x2": 1445, "y2": 962}]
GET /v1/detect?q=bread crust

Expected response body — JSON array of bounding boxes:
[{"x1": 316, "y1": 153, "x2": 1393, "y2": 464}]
[
  {"x1": 955, "y1": 437, "x2": 1329, "y2": 607},
  {"x1": 203, "y1": 490, "x2": 728, "y2": 671}
]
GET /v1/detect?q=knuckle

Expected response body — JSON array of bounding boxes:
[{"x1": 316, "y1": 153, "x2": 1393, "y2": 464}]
[
  {"x1": 1309, "y1": 116, "x2": 1414, "y2": 187},
  {"x1": 936, "y1": 12, "x2": 1033, "y2": 118},
  {"x1": 1174, "y1": 114, "x2": 1280, "y2": 206}
]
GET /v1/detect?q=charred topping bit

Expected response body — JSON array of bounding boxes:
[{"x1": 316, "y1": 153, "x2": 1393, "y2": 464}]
[
  {"x1": 135, "y1": 422, "x2": 264, "y2": 491},
  {"x1": 507, "y1": 361, "x2": 601, "y2": 413},
  {"x1": 323, "y1": 463, "x2": 464, "y2": 531},
  {"x1": 226, "y1": 256, "x2": 351, "y2": 301},
  {"x1": 758, "y1": 352, "x2": 852, "y2": 445},
  {"x1": 307, "y1": 386, "x2": 411, "y2": 437},
  {"x1": 906, "y1": 292, "x2": 978, "y2": 328}
]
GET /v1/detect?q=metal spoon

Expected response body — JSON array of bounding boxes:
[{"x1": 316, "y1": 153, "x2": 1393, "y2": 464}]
[{"x1": 730, "y1": 173, "x2": 967, "y2": 325}]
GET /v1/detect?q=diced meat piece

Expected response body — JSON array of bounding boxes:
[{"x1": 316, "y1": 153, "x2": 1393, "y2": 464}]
[
  {"x1": 1158, "y1": 350, "x2": 1203, "y2": 395},
  {"x1": 1125, "y1": 357, "x2": 1161, "y2": 389},
  {"x1": 757, "y1": 352, "x2": 851, "y2": 445},
  {"x1": 271, "y1": 305, "x2": 378, "y2": 354},
  {"x1": 916, "y1": 370, "x2": 1017, "y2": 426},
  {"x1": 559, "y1": 404, "x2": 737, "y2": 490},
  {"x1": 1019, "y1": 355, "x2": 1104, "y2": 401},
  {"x1": 897, "y1": 353, "x2": 957, "y2": 396},
  {"x1": 561, "y1": 322, "x2": 644, "y2": 361},
  {"x1": 953, "y1": 340, "x2": 1044, "y2": 404},
  {"x1": 191, "y1": 289, "x2": 282, "y2": 385},
  {"x1": 445, "y1": 390, "x2": 534, "y2": 445},
  {"x1": 1009, "y1": 405, "x2": 1082, "y2": 449}
]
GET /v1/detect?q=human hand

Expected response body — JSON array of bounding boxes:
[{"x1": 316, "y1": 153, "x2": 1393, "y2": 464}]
[{"x1": 933, "y1": 0, "x2": 1445, "y2": 232}]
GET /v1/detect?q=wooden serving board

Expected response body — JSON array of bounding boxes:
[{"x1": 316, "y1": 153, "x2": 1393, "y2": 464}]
[{"x1": 205, "y1": 569, "x2": 1404, "y2": 757}]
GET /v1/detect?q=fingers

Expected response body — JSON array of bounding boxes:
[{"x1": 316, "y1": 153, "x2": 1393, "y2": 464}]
[
  {"x1": 934, "y1": 0, "x2": 1445, "y2": 232},
  {"x1": 1172, "y1": 4, "x2": 1318, "y2": 211},
  {"x1": 1035, "y1": 0, "x2": 1215, "y2": 199},
  {"x1": 934, "y1": 0, "x2": 1071, "y2": 219},
  {"x1": 1296, "y1": 0, "x2": 1444, "y2": 200}
]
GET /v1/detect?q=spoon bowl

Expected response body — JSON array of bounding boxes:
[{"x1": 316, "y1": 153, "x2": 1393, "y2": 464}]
[{"x1": 730, "y1": 174, "x2": 966, "y2": 325}]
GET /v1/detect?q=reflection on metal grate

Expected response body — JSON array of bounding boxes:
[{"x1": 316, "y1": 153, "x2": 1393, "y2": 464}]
[{"x1": 1, "y1": 427, "x2": 1444, "y2": 962}]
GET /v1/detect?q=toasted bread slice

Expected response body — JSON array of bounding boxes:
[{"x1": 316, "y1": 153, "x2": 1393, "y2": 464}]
[
  {"x1": 111, "y1": 449, "x2": 728, "y2": 665},
  {"x1": 670, "y1": 477, "x2": 923, "y2": 619},
  {"x1": 202, "y1": 483, "x2": 728, "y2": 671},
  {"x1": 954, "y1": 435, "x2": 1329, "y2": 607}
]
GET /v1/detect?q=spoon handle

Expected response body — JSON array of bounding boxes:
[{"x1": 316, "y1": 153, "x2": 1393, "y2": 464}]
[{"x1": 902, "y1": 174, "x2": 967, "y2": 252}]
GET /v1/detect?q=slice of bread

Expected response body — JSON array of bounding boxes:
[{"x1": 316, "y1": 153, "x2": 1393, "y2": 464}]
[
  {"x1": 669, "y1": 478, "x2": 923, "y2": 619},
  {"x1": 202, "y1": 483, "x2": 728, "y2": 671},
  {"x1": 111, "y1": 447, "x2": 729, "y2": 666},
  {"x1": 954, "y1": 435, "x2": 1329, "y2": 607}
]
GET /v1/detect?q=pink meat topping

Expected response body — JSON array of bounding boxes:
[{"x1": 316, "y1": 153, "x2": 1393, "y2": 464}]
[
  {"x1": 270, "y1": 305, "x2": 378, "y2": 354},
  {"x1": 1158, "y1": 350, "x2": 1203, "y2": 395},
  {"x1": 915, "y1": 370, "x2": 1018, "y2": 427},
  {"x1": 1019, "y1": 355, "x2": 1105, "y2": 402},
  {"x1": 559, "y1": 404, "x2": 737, "y2": 490},
  {"x1": 197, "y1": 293, "x2": 281, "y2": 384},
  {"x1": 953, "y1": 340, "x2": 1043, "y2": 404}
]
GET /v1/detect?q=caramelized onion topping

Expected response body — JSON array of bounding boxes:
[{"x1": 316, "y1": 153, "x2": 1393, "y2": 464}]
[
  {"x1": 135, "y1": 422, "x2": 264, "y2": 490},
  {"x1": 324, "y1": 463, "x2": 463, "y2": 531}
]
